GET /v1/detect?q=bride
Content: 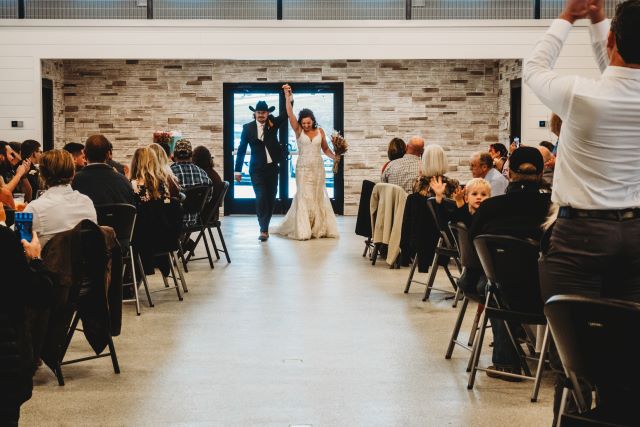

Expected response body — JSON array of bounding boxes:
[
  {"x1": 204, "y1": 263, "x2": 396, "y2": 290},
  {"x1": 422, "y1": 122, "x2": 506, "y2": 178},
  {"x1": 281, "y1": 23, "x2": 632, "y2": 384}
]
[{"x1": 273, "y1": 84, "x2": 339, "y2": 240}]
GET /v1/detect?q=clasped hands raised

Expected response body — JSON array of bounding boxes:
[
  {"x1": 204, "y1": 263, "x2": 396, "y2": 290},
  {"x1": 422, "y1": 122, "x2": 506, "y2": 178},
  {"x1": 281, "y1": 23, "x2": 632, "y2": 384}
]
[{"x1": 560, "y1": 0, "x2": 605, "y2": 23}]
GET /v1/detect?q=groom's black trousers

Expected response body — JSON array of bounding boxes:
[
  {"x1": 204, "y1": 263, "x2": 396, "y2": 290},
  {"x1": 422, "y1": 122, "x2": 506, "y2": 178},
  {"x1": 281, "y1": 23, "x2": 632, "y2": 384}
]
[{"x1": 251, "y1": 163, "x2": 279, "y2": 232}]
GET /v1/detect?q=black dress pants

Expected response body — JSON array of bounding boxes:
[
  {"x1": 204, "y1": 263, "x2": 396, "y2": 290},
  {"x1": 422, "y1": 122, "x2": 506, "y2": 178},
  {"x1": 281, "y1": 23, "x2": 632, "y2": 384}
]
[
  {"x1": 539, "y1": 216, "x2": 640, "y2": 424},
  {"x1": 251, "y1": 163, "x2": 279, "y2": 233}
]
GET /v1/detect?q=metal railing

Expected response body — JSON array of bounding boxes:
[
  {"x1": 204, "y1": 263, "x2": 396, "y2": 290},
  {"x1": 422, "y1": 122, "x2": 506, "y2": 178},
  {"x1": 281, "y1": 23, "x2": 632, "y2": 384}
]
[{"x1": 0, "y1": 0, "x2": 628, "y2": 20}]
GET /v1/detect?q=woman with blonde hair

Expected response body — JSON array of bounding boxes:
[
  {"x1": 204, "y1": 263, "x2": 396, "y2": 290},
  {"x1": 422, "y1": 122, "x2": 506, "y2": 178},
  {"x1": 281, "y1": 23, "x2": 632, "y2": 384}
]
[
  {"x1": 130, "y1": 147, "x2": 182, "y2": 276},
  {"x1": 130, "y1": 147, "x2": 172, "y2": 202},
  {"x1": 147, "y1": 143, "x2": 180, "y2": 197}
]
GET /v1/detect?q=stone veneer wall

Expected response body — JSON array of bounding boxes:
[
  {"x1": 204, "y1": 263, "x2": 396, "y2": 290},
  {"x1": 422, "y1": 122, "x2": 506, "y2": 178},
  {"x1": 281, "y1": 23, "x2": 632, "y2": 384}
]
[
  {"x1": 40, "y1": 59, "x2": 66, "y2": 148},
  {"x1": 498, "y1": 59, "x2": 523, "y2": 147},
  {"x1": 48, "y1": 59, "x2": 520, "y2": 214}
]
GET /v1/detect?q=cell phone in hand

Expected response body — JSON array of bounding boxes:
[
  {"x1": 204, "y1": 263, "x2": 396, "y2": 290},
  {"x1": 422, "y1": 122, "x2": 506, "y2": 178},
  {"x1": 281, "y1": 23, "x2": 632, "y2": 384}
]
[
  {"x1": 514, "y1": 137, "x2": 520, "y2": 148},
  {"x1": 14, "y1": 212, "x2": 33, "y2": 242}
]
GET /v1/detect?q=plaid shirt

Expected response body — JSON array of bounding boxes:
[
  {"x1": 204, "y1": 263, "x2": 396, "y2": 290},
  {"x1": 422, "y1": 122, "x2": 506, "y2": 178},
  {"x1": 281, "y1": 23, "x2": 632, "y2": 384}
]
[
  {"x1": 381, "y1": 154, "x2": 421, "y2": 194},
  {"x1": 170, "y1": 161, "x2": 212, "y2": 227}
]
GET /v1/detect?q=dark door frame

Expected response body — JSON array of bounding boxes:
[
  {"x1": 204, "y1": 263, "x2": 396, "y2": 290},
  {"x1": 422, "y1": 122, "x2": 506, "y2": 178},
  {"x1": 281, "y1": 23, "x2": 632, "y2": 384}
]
[
  {"x1": 41, "y1": 78, "x2": 54, "y2": 152},
  {"x1": 510, "y1": 78, "x2": 522, "y2": 142},
  {"x1": 223, "y1": 82, "x2": 344, "y2": 216}
]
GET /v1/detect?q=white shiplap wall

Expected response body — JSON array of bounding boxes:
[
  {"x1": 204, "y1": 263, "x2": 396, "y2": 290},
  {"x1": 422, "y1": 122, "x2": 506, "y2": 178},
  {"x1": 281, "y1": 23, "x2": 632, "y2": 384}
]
[{"x1": 0, "y1": 19, "x2": 601, "y2": 146}]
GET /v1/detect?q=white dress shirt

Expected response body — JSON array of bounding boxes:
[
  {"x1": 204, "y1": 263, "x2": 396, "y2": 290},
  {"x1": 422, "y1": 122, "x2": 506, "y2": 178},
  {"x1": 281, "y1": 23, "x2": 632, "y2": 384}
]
[
  {"x1": 484, "y1": 167, "x2": 508, "y2": 196},
  {"x1": 24, "y1": 184, "x2": 97, "y2": 248},
  {"x1": 524, "y1": 19, "x2": 640, "y2": 209}
]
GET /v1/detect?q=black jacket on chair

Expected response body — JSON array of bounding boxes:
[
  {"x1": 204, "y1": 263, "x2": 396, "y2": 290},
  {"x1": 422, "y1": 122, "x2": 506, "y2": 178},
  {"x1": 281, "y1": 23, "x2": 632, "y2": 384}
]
[
  {"x1": 234, "y1": 114, "x2": 289, "y2": 175},
  {"x1": 0, "y1": 226, "x2": 52, "y2": 407},
  {"x1": 400, "y1": 193, "x2": 441, "y2": 272},
  {"x1": 355, "y1": 180, "x2": 376, "y2": 238}
]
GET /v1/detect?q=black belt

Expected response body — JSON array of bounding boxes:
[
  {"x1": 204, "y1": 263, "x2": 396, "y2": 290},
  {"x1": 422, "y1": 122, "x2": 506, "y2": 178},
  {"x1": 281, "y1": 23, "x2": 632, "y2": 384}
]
[{"x1": 558, "y1": 206, "x2": 640, "y2": 221}]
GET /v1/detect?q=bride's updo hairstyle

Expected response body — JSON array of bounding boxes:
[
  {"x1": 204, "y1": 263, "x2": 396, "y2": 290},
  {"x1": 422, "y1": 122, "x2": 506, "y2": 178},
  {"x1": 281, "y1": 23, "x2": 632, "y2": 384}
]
[{"x1": 297, "y1": 108, "x2": 318, "y2": 129}]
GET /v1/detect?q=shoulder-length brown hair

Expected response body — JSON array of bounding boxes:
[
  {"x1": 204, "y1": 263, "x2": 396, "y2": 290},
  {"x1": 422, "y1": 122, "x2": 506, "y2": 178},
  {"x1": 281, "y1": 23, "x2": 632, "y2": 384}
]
[{"x1": 40, "y1": 149, "x2": 75, "y2": 188}]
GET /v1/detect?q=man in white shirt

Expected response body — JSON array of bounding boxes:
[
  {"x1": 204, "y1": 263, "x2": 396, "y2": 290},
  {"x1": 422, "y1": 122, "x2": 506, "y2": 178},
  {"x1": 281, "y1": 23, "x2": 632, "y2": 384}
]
[
  {"x1": 525, "y1": 0, "x2": 640, "y2": 420},
  {"x1": 469, "y1": 152, "x2": 508, "y2": 196}
]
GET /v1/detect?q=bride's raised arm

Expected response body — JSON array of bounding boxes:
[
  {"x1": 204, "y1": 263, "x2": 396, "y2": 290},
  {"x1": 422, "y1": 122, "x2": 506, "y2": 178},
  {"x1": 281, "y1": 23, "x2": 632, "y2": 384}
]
[
  {"x1": 282, "y1": 84, "x2": 301, "y2": 137},
  {"x1": 320, "y1": 129, "x2": 337, "y2": 161}
]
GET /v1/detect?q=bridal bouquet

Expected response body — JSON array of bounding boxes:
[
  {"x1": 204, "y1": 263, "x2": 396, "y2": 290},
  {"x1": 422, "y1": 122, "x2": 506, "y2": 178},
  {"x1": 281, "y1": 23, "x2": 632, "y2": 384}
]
[{"x1": 330, "y1": 131, "x2": 348, "y2": 174}]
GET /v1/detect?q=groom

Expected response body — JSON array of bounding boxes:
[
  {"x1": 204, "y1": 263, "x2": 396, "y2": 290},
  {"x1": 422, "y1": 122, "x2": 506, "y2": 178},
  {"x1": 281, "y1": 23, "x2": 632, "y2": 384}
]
[{"x1": 234, "y1": 100, "x2": 289, "y2": 241}]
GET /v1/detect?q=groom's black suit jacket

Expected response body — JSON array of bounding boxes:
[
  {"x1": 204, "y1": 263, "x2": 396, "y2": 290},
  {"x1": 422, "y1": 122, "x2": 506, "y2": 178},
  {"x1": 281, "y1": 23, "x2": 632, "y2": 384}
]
[{"x1": 235, "y1": 113, "x2": 289, "y2": 175}]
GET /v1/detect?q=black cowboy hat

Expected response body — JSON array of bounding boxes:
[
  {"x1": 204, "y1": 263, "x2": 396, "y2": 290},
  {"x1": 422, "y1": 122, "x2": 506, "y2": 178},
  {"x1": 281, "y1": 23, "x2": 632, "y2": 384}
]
[{"x1": 249, "y1": 100, "x2": 275, "y2": 113}]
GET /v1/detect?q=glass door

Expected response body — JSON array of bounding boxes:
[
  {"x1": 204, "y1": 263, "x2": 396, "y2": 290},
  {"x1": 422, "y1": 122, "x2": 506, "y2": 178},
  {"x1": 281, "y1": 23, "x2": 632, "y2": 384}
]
[{"x1": 223, "y1": 83, "x2": 344, "y2": 215}]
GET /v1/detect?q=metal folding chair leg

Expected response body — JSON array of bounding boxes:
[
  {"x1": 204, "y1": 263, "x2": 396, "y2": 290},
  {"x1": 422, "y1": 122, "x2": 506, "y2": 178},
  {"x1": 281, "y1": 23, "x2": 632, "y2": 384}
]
[
  {"x1": 216, "y1": 225, "x2": 231, "y2": 263},
  {"x1": 404, "y1": 256, "x2": 418, "y2": 293},
  {"x1": 468, "y1": 304, "x2": 483, "y2": 346},
  {"x1": 422, "y1": 249, "x2": 441, "y2": 301},
  {"x1": 135, "y1": 253, "x2": 153, "y2": 308},
  {"x1": 468, "y1": 294, "x2": 491, "y2": 390},
  {"x1": 169, "y1": 258, "x2": 183, "y2": 301},
  {"x1": 130, "y1": 254, "x2": 141, "y2": 315},
  {"x1": 446, "y1": 297, "x2": 469, "y2": 359},
  {"x1": 208, "y1": 227, "x2": 221, "y2": 260},
  {"x1": 531, "y1": 325, "x2": 551, "y2": 402},
  {"x1": 170, "y1": 251, "x2": 188, "y2": 293}
]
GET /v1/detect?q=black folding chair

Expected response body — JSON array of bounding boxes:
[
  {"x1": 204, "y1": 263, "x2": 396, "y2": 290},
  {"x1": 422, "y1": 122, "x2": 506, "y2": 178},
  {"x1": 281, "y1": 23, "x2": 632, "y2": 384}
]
[
  {"x1": 53, "y1": 226, "x2": 120, "y2": 386},
  {"x1": 545, "y1": 295, "x2": 640, "y2": 427},
  {"x1": 96, "y1": 203, "x2": 151, "y2": 316},
  {"x1": 180, "y1": 185, "x2": 213, "y2": 271},
  {"x1": 202, "y1": 181, "x2": 231, "y2": 264},
  {"x1": 468, "y1": 234, "x2": 550, "y2": 402},
  {"x1": 445, "y1": 222, "x2": 486, "y2": 363},
  {"x1": 355, "y1": 180, "x2": 376, "y2": 258},
  {"x1": 133, "y1": 197, "x2": 187, "y2": 302},
  {"x1": 404, "y1": 197, "x2": 461, "y2": 303}
]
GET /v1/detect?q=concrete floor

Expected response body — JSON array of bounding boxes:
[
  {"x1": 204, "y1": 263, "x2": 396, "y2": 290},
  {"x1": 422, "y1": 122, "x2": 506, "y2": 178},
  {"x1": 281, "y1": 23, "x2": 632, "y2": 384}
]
[{"x1": 23, "y1": 216, "x2": 554, "y2": 427}]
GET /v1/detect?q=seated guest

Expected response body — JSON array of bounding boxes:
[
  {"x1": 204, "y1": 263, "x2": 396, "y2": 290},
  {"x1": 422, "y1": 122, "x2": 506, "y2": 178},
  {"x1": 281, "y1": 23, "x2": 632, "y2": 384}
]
[
  {"x1": 170, "y1": 139, "x2": 212, "y2": 228},
  {"x1": 399, "y1": 144, "x2": 457, "y2": 271},
  {"x1": 469, "y1": 151, "x2": 508, "y2": 196},
  {"x1": 105, "y1": 141, "x2": 128, "y2": 177},
  {"x1": 0, "y1": 208, "x2": 52, "y2": 426},
  {"x1": 381, "y1": 137, "x2": 406, "y2": 174},
  {"x1": 72, "y1": 135, "x2": 135, "y2": 206},
  {"x1": 434, "y1": 177, "x2": 491, "y2": 228},
  {"x1": 0, "y1": 141, "x2": 30, "y2": 208},
  {"x1": 131, "y1": 147, "x2": 173, "y2": 203},
  {"x1": 469, "y1": 146, "x2": 551, "y2": 381},
  {"x1": 538, "y1": 145, "x2": 555, "y2": 189},
  {"x1": 149, "y1": 143, "x2": 180, "y2": 197},
  {"x1": 489, "y1": 143, "x2": 508, "y2": 174},
  {"x1": 433, "y1": 176, "x2": 491, "y2": 298},
  {"x1": 130, "y1": 147, "x2": 182, "y2": 275},
  {"x1": 63, "y1": 142, "x2": 86, "y2": 171},
  {"x1": 193, "y1": 145, "x2": 224, "y2": 203},
  {"x1": 381, "y1": 135, "x2": 424, "y2": 193},
  {"x1": 24, "y1": 149, "x2": 96, "y2": 248},
  {"x1": 539, "y1": 140, "x2": 555, "y2": 153},
  {"x1": 21, "y1": 140, "x2": 42, "y2": 199},
  {"x1": 413, "y1": 144, "x2": 458, "y2": 197}
]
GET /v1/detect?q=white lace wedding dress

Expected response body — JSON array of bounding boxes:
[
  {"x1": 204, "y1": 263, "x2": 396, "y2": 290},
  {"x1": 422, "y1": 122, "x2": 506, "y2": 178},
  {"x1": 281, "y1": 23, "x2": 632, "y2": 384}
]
[{"x1": 273, "y1": 130, "x2": 339, "y2": 240}]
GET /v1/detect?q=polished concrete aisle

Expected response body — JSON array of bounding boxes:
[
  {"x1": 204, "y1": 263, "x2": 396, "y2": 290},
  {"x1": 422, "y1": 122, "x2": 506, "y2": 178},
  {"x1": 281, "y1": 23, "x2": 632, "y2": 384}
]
[{"x1": 23, "y1": 216, "x2": 553, "y2": 426}]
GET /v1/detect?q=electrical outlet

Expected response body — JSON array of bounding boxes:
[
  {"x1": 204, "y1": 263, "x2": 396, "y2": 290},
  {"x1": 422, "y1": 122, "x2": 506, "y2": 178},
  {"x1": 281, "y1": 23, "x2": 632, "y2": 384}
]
[{"x1": 11, "y1": 120, "x2": 24, "y2": 128}]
